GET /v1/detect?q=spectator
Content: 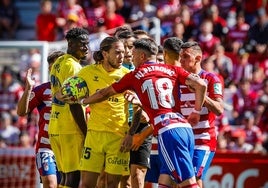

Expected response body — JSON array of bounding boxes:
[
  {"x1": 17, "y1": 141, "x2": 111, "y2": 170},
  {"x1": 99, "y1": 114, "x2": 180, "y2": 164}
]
[
  {"x1": 226, "y1": 10, "x2": 250, "y2": 53},
  {"x1": 250, "y1": 67, "x2": 265, "y2": 94},
  {"x1": 56, "y1": 0, "x2": 88, "y2": 39},
  {"x1": 62, "y1": 12, "x2": 80, "y2": 36},
  {"x1": 176, "y1": 5, "x2": 197, "y2": 41},
  {"x1": 18, "y1": 130, "x2": 32, "y2": 148},
  {"x1": 232, "y1": 48, "x2": 253, "y2": 85},
  {"x1": 195, "y1": 19, "x2": 221, "y2": 59},
  {"x1": 0, "y1": 0, "x2": 20, "y2": 39},
  {"x1": 28, "y1": 53, "x2": 42, "y2": 86},
  {"x1": 228, "y1": 128, "x2": 254, "y2": 152},
  {"x1": 0, "y1": 111, "x2": 20, "y2": 146},
  {"x1": 256, "y1": 95, "x2": 268, "y2": 152},
  {"x1": 114, "y1": 0, "x2": 132, "y2": 22},
  {"x1": 19, "y1": 48, "x2": 42, "y2": 83},
  {"x1": 240, "y1": 111, "x2": 265, "y2": 153},
  {"x1": 203, "y1": 4, "x2": 228, "y2": 42},
  {"x1": 252, "y1": 43, "x2": 268, "y2": 77},
  {"x1": 82, "y1": 0, "x2": 106, "y2": 33},
  {"x1": 180, "y1": 0, "x2": 205, "y2": 26},
  {"x1": 247, "y1": 7, "x2": 268, "y2": 51},
  {"x1": 36, "y1": 0, "x2": 57, "y2": 41},
  {"x1": 0, "y1": 67, "x2": 24, "y2": 124},
  {"x1": 161, "y1": 21, "x2": 186, "y2": 44},
  {"x1": 231, "y1": 79, "x2": 258, "y2": 125},
  {"x1": 207, "y1": 44, "x2": 233, "y2": 87},
  {"x1": 88, "y1": 18, "x2": 109, "y2": 52},
  {"x1": 101, "y1": 0, "x2": 125, "y2": 33},
  {"x1": 201, "y1": 57, "x2": 224, "y2": 87},
  {"x1": 156, "y1": 0, "x2": 180, "y2": 37},
  {"x1": 213, "y1": 0, "x2": 237, "y2": 19},
  {"x1": 242, "y1": 0, "x2": 264, "y2": 25},
  {"x1": 129, "y1": 0, "x2": 157, "y2": 35}
]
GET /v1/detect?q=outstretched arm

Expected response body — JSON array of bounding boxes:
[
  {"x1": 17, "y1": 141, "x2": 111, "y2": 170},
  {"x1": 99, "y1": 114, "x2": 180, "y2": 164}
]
[
  {"x1": 17, "y1": 68, "x2": 35, "y2": 116},
  {"x1": 79, "y1": 85, "x2": 117, "y2": 105}
]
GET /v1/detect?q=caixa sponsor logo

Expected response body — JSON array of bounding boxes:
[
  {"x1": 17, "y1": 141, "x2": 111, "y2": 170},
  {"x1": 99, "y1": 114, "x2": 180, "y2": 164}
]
[{"x1": 204, "y1": 166, "x2": 268, "y2": 188}]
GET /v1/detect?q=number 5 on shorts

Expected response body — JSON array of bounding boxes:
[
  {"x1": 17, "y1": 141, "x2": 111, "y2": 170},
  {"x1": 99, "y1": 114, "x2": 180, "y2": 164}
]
[{"x1": 83, "y1": 147, "x2": 91, "y2": 159}]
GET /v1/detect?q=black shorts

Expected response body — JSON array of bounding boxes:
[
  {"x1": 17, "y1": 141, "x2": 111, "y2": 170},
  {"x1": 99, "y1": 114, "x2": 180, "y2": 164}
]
[{"x1": 130, "y1": 123, "x2": 152, "y2": 168}]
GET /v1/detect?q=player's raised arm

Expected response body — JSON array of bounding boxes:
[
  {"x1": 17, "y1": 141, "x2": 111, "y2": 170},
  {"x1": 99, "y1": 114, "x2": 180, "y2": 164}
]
[{"x1": 17, "y1": 68, "x2": 35, "y2": 116}]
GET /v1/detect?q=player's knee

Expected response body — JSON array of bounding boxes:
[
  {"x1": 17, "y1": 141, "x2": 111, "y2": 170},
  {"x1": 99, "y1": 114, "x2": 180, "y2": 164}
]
[{"x1": 41, "y1": 175, "x2": 58, "y2": 188}]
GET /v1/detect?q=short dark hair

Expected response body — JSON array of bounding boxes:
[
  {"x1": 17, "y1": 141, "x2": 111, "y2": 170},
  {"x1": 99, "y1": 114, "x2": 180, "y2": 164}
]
[
  {"x1": 116, "y1": 30, "x2": 135, "y2": 40},
  {"x1": 163, "y1": 37, "x2": 183, "y2": 53},
  {"x1": 133, "y1": 38, "x2": 158, "y2": 55},
  {"x1": 114, "y1": 25, "x2": 133, "y2": 38},
  {"x1": 181, "y1": 41, "x2": 202, "y2": 54},
  {"x1": 133, "y1": 29, "x2": 150, "y2": 39},
  {"x1": 47, "y1": 51, "x2": 65, "y2": 65},
  {"x1": 65, "y1": 27, "x2": 89, "y2": 41}
]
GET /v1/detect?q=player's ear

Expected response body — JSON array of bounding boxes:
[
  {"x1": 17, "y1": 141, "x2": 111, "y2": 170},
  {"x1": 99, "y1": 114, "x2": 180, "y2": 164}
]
[
  {"x1": 195, "y1": 54, "x2": 202, "y2": 65},
  {"x1": 102, "y1": 50, "x2": 108, "y2": 59}
]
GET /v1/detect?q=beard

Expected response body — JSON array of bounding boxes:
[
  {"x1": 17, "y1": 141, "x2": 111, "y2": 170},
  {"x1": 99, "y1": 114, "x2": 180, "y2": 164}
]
[{"x1": 108, "y1": 58, "x2": 121, "y2": 69}]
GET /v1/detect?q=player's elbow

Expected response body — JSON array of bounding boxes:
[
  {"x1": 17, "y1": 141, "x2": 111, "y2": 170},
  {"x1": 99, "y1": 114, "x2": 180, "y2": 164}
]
[
  {"x1": 199, "y1": 80, "x2": 207, "y2": 93},
  {"x1": 17, "y1": 109, "x2": 27, "y2": 116}
]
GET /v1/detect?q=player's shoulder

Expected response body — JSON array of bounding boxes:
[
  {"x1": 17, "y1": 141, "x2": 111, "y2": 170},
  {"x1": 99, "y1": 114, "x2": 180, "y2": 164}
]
[
  {"x1": 201, "y1": 70, "x2": 221, "y2": 82},
  {"x1": 33, "y1": 82, "x2": 51, "y2": 91},
  {"x1": 121, "y1": 66, "x2": 131, "y2": 74}
]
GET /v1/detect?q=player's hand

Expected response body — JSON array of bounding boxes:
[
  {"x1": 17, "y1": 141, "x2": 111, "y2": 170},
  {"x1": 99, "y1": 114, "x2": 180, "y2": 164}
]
[
  {"x1": 120, "y1": 134, "x2": 133, "y2": 153},
  {"x1": 124, "y1": 90, "x2": 142, "y2": 106},
  {"x1": 131, "y1": 134, "x2": 144, "y2": 151},
  {"x1": 187, "y1": 73, "x2": 200, "y2": 92},
  {"x1": 55, "y1": 88, "x2": 75, "y2": 104},
  {"x1": 25, "y1": 68, "x2": 35, "y2": 90},
  {"x1": 187, "y1": 112, "x2": 200, "y2": 126}
]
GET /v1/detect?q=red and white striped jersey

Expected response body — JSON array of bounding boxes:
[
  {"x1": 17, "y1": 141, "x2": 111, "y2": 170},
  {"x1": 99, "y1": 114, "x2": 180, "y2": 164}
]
[
  {"x1": 28, "y1": 82, "x2": 52, "y2": 153},
  {"x1": 180, "y1": 70, "x2": 223, "y2": 151}
]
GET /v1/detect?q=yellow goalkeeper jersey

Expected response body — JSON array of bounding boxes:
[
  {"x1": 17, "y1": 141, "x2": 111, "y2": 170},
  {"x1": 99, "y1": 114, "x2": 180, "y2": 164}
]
[
  {"x1": 49, "y1": 54, "x2": 83, "y2": 134},
  {"x1": 78, "y1": 63, "x2": 130, "y2": 136}
]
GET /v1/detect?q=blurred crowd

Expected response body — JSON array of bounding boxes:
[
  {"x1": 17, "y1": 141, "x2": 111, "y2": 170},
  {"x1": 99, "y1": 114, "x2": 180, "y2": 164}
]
[{"x1": 0, "y1": 0, "x2": 268, "y2": 154}]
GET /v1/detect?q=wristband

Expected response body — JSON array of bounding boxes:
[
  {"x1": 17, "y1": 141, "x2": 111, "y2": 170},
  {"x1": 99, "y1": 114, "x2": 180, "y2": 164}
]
[
  {"x1": 192, "y1": 109, "x2": 201, "y2": 114},
  {"x1": 80, "y1": 98, "x2": 86, "y2": 105}
]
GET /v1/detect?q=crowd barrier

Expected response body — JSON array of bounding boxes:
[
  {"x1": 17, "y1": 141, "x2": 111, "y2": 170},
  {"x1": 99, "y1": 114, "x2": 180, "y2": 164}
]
[
  {"x1": 0, "y1": 148, "x2": 38, "y2": 188},
  {"x1": 1, "y1": 148, "x2": 267, "y2": 188}
]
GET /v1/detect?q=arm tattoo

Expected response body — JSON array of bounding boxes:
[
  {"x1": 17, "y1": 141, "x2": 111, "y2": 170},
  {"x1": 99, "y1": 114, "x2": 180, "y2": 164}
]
[{"x1": 128, "y1": 108, "x2": 142, "y2": 136}]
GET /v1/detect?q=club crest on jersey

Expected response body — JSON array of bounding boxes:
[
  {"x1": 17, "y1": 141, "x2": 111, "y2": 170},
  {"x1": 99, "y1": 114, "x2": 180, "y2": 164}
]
[
  {"x1": 93, "y1": 76, "x2": 99, "y2": 81},
  {"x1": 214, "y1": 83, "x2": 222, "y2": 95}
]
